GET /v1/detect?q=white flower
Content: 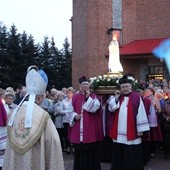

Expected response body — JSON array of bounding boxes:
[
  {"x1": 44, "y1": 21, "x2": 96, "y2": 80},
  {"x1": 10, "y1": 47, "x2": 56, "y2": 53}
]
[
  {"x1": 116, "y1": 79, "x2": 119, "y2": 84},
  {"x1": 98, "y1": 75, "x2": 102, "y2": 79},
  {"x1": 89, "y1": 77, "x2": 93, "y2": 81},
  {"x1": 107, "y1": 78, "x2": 111, "y2": 81},
  {"x1": 91, "y1": 79, "x2": 94, "y2": 83},
  {"x1": 127, "y1": 76, "x2": 135, "y2": 81},
  {"x1": 103, "y1": 75, "x2": 107, "y2": 78}
]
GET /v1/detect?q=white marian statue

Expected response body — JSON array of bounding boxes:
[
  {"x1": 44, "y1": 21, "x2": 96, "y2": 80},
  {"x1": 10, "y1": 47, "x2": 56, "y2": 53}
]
[{"x1": 108, "y1": 33, "x2": 123, "y2": 73}]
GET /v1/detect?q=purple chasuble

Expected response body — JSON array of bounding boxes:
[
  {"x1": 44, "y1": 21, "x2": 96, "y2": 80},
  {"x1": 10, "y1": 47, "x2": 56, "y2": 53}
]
[
  {"x1": 69, "y1": 93, "x2": 103, "y2": 144},
  {"x1": 0, "y1": 99, "x2": 7, "y2": 126}
]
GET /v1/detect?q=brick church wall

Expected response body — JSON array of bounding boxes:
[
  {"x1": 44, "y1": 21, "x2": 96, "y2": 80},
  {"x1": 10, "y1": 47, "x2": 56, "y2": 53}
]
[{"x1": 72, "y1": 0, "x2": 113, "y2": 89}]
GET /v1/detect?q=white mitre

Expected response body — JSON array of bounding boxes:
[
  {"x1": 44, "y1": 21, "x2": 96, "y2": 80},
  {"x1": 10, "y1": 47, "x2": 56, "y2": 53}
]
[
  {"x1": 8, "y1": 67, "x2": 48, "y2": 128},
  {"x1": 26, "y1": 69, "x2": 47, "y2": 95}
]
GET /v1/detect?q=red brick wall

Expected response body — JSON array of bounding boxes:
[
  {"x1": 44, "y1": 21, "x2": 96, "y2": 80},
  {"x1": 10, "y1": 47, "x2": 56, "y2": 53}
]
[
  {"x1": 121, "y1": 59, "x2": 140, "y2": 79},
  {"x1": 122, "y1": 0, "x2": 137, "y2": 44},
  {"x1": 72, "y1": 0, "x2": 113, "y2": 89},
  {"x1": 136, "y1": 0, "x2": 170, "y2": 40},
  {"x1": 122, "y1": 0, "x2": 170, "y2": 43},
  {"x1": 72, "y1": 0, "x2": 89, "y2": 88}
]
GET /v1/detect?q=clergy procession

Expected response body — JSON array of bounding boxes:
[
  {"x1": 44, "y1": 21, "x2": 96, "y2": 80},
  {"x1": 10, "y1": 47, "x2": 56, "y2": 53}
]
[
  {"x1": 0, "y1": 63, "x2": 170, "y2": 170},
  {"x1": 0, "y1": 0, "x2": 170, "y2": 169}
]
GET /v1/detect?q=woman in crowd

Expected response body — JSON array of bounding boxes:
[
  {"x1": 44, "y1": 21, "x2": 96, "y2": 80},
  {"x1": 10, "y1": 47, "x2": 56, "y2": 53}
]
[
  {"x1": 144, "y1": 87, "x2": 163, "y2": 158},
  {"x1": 136, "y1": 88, "x2": 152, "y2": 166},
  {"x1": 62, "y1": 87, "x2": 75, "y2": 154},
  {"x1": 41, "y1": 91, "x2": 51, "y2": 111},
  {"x1": 3, "y1": 92, "x2": 17, "y2": 113},
  {"x1": 54, "y1": 92, "x2": 65, "y2": 151},
  {"x1": 47, "y1": 89, "x2": 60, "y2": 123},
  {"x1": 154, "y1": 89, "x2": 165, "y2": 148},
  {"x1": 5, "y1": 87, "x2": 15, "y2": 95}
]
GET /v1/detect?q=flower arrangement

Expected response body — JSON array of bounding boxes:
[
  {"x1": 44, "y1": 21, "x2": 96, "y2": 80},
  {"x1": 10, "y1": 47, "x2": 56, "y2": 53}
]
[
  {"x1": 89, "y1": 75, "x2": 139, "y2": 90},
  {"x1": 89, "y1": 75, "x2": 119, "y2": 90}
]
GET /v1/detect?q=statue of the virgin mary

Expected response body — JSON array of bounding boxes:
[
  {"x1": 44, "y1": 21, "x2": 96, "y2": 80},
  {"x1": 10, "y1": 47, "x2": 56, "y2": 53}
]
[{"x1": 108, "y1": 32, "x2": 123, "y2": 73}]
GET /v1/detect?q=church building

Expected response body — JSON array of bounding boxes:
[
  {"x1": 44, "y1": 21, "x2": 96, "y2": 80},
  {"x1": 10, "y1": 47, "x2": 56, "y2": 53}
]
[{"x1": 71, "y1": 0, "x2": 170, "y2": 88}]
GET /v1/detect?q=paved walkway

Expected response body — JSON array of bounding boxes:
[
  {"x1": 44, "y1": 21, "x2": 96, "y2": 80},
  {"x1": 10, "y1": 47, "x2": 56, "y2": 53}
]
[{"x1": 64, "y1": 149, "x2": 170, "y2": 170}]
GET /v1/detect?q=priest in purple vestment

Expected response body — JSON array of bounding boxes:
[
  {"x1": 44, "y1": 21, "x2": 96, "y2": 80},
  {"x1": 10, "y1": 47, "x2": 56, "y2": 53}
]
[
  {"x1": 67, "y1": 76, "x2": 103, "y2": 170},
  {"x1": 108, "y1": 75, "x2": 150, "y2": 170},
  {"x1": 0, "y1": 99, "x2": 7, "y2": 170}
]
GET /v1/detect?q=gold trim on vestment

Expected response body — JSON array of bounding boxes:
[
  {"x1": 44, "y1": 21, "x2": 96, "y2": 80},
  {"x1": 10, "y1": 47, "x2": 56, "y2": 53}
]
[{"x1": 7, "y1": 103, "x2": 50, "y2": 154}]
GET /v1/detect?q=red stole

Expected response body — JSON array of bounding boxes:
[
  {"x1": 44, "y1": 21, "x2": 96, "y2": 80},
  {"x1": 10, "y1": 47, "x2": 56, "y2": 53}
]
[
  {"x1": 109, "y1": 92, "x2": 140, "y2": 141},
  {"x1": 0, "y1": 99, "x2": 7, "y2": 126}
]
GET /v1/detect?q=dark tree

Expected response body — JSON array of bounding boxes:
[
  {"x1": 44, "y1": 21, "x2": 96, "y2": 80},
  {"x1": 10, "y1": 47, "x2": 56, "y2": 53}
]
[
  {"x1": 3, "y1": 24, "x2": 22, "y2": 88},
  {"x1": 56, "y1": 38, "x2": 72, "y2": 89},
  {"x1": 20, "y1": 33, "x2": 40, "y2": 67},
  {"x1": 0, "y1": 22, "x2": 8, "y2": 86},
  {"x1": 0, "y1": 22, "x2": 72, "y2": 90},
  {"x1": 47, "y1": 37, "x2": 60, "y2": 89}
]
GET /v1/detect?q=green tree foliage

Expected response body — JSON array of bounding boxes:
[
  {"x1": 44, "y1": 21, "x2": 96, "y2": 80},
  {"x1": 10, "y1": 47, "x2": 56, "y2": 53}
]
[
  {"x1": 20, "y1": 32, "x2": 39, "y2": 66},
  {"x1": 2, "y1": 24, "x2": 22, "y2": 87},
  {"x1": 0, "y1": 22, "x2": 8, "y2": 85},
  {"x1": 38, "y1": 37, "x2": 57, "y2": 88},
  {"x1": 58, "y1": 38, "x2": 72, "y2": 88},
  {"x1": 0, "y1": 22, "x2": 72, "y2": 90},
  {"x1": 47, "y1": 37, "x2": 60, "y2": 88}
]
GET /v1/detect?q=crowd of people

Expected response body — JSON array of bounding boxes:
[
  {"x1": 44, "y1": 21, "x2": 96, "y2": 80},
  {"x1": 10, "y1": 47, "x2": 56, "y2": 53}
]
[{"x1": 1, "y1": 68, "x2": 170, "y2": 170}]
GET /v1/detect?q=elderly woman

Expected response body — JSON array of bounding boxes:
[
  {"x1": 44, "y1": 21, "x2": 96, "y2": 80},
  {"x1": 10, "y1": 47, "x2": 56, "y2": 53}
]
[
  {"x1": 144, "y1": 88, "x2": 163, "y2": 158},
  {"x1": 5, "y1": 87, "x2": 15, "y2": 95},
  {"x1": 47, "y1": 89, "x2": 60, "y2": 123},
  {"x1": 4, "y1": 92, "x2": 17, "y2": 113},
  {"x1": 54, "y1": 92, "x2": 65, "y2": 151}
]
